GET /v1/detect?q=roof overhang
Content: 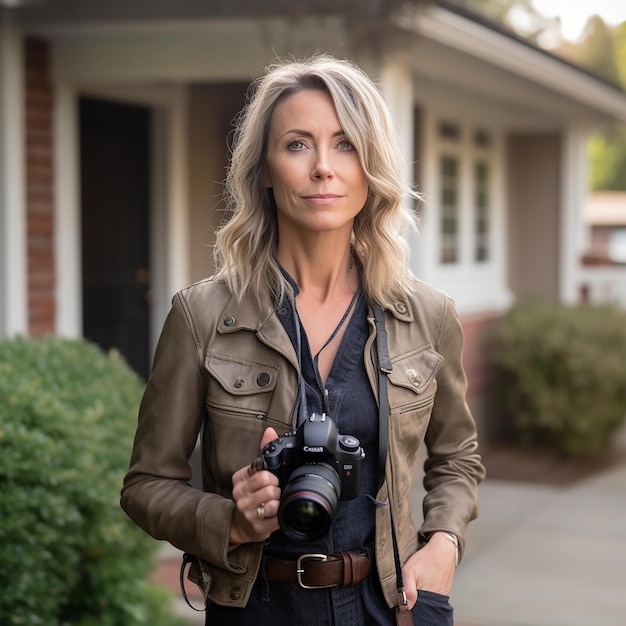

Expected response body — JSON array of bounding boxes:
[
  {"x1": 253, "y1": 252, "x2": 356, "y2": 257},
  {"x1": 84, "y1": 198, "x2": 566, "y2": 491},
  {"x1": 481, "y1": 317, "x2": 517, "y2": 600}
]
[
  {"x1": 398, "y1": 5, "x2": 626, "y2": 125},
  {"x1": 9, "y1": 1, "x2": 626, "y2": 126}
]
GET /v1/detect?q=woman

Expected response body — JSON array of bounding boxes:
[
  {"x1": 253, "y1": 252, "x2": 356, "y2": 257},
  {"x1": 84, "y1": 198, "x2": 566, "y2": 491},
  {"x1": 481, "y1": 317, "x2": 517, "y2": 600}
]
[{"x1": 121, "y1": 54, "x2": 485, "y2": 625}]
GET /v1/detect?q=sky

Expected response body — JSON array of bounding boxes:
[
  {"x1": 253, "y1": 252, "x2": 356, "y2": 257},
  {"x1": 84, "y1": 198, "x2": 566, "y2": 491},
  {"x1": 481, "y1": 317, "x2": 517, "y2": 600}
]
[{"x1": 531, "y1": 0, "x2": 626, "y2": 40}]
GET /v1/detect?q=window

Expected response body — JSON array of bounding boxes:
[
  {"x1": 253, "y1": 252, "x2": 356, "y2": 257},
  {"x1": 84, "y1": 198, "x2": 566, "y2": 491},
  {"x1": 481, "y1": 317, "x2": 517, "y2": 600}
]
[
  {"x1": 439, "y1": 121, "x2": 461, "y2": 141},
  {"x1": 436, "y1": 120, "x2": 494, "y2": 267},
  {"x1": 474, "y1": 160, "x2": 490, "y2": 262},
  {"x1": 440, "y1": 155, "x2": 459, "y2": 264},
  {"x1": 430, "y1": 116, "x2": 509, "y2": 312},
  {"x1": 609, "y1": 228, "x2": 626, "y2": 263},
  {"x1": 473, "y1": 129, "x2": 491, "y2": 148}
]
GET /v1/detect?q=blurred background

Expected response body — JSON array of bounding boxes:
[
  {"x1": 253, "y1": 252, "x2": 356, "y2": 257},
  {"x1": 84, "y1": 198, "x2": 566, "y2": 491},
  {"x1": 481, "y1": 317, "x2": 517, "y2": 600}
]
[{"x1": 1, "y1": 1, "x2": 625, "y2": 624}]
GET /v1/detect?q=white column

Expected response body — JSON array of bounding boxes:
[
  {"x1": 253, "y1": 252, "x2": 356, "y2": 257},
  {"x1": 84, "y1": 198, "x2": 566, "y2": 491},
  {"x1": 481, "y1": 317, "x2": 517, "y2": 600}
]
[
  {"x1": 0, "y1": 10, "x2": 27, "y2": 336},
  {"x1": 54, "y1": 84, "x2": 82, "y2": 337},
  {"x1": 378, "y1": 57, "x2": 415, "y2": 191},
  {"x1": 377, "y1": 57, "x2": 422, "y2": 276},
  {"x1": 166, "y1": 85, "x2": 190, "y2": 295},
  {"x1": 560, "y1": 128, "x2": 589, "y2": 304}
]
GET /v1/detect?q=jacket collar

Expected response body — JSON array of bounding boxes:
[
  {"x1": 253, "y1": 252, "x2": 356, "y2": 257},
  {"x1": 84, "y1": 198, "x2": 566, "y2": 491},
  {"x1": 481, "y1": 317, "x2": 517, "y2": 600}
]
[
  {"x1": 215, "y1": 275, "x2": 413, "y2": 335},
  {"x1": 216, "y1": 288, "x2": 299, "y2": 366}
]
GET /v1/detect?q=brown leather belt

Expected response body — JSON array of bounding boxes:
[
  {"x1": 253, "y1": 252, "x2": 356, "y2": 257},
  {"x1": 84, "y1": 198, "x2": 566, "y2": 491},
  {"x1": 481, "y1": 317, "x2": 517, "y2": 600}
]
[{"x1": 265, "y1": 550, "x2": 371, "y2": 589}]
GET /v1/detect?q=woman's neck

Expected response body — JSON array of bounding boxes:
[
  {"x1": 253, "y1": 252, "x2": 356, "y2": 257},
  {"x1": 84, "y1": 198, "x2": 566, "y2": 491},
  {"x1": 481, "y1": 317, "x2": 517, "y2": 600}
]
[{"x1": 277, "y1": 241, "x2": 357, "y2": 304}]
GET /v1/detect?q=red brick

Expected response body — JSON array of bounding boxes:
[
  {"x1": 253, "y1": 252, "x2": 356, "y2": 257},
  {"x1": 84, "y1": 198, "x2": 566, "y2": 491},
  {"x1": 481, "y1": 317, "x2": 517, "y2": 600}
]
[{"x1": 25, "y1": 36, "x2": 56, "y2": 335}]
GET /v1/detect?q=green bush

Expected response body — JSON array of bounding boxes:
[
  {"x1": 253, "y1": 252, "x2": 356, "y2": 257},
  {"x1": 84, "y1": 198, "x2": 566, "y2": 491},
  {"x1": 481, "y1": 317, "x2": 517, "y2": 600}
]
[
  {"x1": 0, "y1": 336, "x2": 185, "y2": 626},
  {"x1": 491, "y1": 300, "x2": 626, "y2": 457}
]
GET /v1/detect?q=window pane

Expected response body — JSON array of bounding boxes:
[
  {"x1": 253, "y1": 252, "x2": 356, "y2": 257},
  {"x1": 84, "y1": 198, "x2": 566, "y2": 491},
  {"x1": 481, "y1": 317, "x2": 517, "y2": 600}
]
[
  {"x1": 474, "y1": 129, "x2": 492, "y2": 148},
  {"x1": 474, "y1": 161, "x2": 490, "y2": 262},
  {"x1": 439, "y1": 121, "x2": 461, "y2": 141},
  {"x1": 608, "y1": 228, "x2": 626, "y2": 263},
  {"x1": 440, "y1": 155, "x2": 459, "y2": 264}
]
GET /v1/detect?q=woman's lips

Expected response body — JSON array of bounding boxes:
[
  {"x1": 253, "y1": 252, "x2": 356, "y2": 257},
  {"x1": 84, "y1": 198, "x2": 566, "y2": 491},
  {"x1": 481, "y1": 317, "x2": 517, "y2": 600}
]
[{"x1": 303, "y1": 194, "x2": 342, "y2": 205}]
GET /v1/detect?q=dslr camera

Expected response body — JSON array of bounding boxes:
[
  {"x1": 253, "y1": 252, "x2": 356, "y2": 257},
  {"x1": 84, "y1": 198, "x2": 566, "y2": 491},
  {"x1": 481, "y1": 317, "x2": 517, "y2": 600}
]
[{"x1": 257, "y1": 413, "x2": 364, "y2": 542}]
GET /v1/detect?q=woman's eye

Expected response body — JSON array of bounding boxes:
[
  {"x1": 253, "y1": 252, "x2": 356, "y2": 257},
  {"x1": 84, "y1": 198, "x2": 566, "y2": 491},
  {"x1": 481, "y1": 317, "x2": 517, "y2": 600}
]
[
  {"x1": 287, "y1": 139, "x2": 306, "y2": 150},
  {"x1": 337, "y1": 139, "x2": 354, "y2": 151}
]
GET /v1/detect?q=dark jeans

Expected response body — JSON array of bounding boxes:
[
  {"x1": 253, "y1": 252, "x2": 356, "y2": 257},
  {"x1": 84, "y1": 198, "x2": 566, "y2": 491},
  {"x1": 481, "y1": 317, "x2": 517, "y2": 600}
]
[
  {"x1": 411, "y1": 589, "x2": 454, "y2": 625},
  {"x1": 203, "y1": 587, "x2": 453, "y2": 625}
]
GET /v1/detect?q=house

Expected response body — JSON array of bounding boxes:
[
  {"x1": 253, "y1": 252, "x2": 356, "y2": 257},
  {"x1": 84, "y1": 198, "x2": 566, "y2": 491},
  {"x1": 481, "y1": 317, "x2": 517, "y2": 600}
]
[
  {"x1": 580, "y1": 191, "x2": 626, "y2": 305},
  {"x1": 583, "y1": 191, "x2": 626, "y2": 265},
  {"x1": 2, "y1": 0, "x2": 626, "y2": 437}
]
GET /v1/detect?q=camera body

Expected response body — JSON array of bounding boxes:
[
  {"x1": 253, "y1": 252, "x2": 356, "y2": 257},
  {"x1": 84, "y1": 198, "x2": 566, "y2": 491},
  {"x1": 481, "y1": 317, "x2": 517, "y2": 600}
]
[
  {"x1": 260, "y1": 413, "x2": 363, "y2": 498},
  {"x1": 258, "y1": 413, "x2": 364, "y2": 541}
]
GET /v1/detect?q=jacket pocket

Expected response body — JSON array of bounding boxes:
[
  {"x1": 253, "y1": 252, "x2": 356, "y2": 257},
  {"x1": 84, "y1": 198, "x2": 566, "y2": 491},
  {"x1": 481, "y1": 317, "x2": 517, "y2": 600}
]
[
  {"x1": 208, "y1": 352, "x2": 278, "y2": 399},
  {"x1": 387, "y1": 346, "x2": 443, "y2": 472},
  {"x1": 204, "y1": 353, "x2": 288, "y2": 485},
  {"x1": 388, "y1": 345, "x2": 443, "y2": 415}
]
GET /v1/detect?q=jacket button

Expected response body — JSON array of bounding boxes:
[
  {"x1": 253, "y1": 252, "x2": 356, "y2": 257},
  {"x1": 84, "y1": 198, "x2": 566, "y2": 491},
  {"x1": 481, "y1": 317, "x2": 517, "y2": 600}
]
[
  {"x1": 223, "y1": 316, "x2": 235, "y2": 327},
  {"x1": 407, "y1": 369, "x2": 421, "y2": 388},
  {"x1": 394, "y1": 302, "x2": 407, "y2": 314},
  {"x1": 230, "y1": 586, "x2": 241, "y2": 600},
  {"x1": 257, "y1": 372, "x2": 271, "y2": 387}
]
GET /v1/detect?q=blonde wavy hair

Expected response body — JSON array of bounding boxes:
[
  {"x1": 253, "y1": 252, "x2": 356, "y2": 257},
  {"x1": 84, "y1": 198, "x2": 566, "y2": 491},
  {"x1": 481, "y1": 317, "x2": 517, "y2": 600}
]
[{"x1": 214, "y1": 54, "x2": 419, "y2": 308}]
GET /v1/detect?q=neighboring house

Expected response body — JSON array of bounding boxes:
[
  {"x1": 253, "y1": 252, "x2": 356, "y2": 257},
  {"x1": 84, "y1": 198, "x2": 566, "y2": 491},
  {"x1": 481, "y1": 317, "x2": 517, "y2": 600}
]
[
  {"x1": 2, "y1": 1, "x2": 626, "y2": 436},
  {"x1": 580, "y1": 191, "x2": 626, "y2": 305},
  {"x1": 583, "y1": 192, "x2": 626, "y2": 265}
]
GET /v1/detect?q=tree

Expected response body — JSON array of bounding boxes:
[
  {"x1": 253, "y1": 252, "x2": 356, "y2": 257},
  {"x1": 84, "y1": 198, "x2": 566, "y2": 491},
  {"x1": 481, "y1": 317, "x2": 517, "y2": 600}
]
[
  {"x1": 567, "y1": 16, "x2": 619, "y2": 84},
  {"x1": 575, "y1": 19, "x2": 626, "y2": 191},
  {"x1": 461, "y1": 0, "x2": 560, "y2": 44},
  {"x1": 616, "y1": 22, "x2": 626, "y2": 90},
  {"x1": 589, "y1": 129, "x2": 626, "y2": 191}
]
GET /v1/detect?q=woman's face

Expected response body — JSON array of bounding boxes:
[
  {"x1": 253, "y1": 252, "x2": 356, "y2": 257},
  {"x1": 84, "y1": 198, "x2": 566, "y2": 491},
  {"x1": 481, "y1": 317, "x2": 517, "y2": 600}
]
[{"x1": 264, "y1": 89, "x2": 368, "y2": 237}]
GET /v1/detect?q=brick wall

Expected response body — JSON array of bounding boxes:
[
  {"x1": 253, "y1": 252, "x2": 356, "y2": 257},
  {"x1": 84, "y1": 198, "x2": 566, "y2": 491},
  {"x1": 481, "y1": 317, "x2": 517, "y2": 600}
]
[
  {"x1": 461, "y1": 310, "x2": 500, "y2": 394},
  {"x1": 25, "y1": 37, "x2": 56, "y2": 335},
  {"x1": 461, "y1": 310, "x2": 503, "y2": 439}
]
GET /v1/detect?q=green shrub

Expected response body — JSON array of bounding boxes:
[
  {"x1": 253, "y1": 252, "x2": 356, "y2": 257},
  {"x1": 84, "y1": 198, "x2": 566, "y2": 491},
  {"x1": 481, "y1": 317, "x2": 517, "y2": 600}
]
[
  {"x1": 491, "y1": 300, "x2": 626, "y2": 457},
  {"x1": 0, "y1": 336, "x2": 185, "y2": 626}
]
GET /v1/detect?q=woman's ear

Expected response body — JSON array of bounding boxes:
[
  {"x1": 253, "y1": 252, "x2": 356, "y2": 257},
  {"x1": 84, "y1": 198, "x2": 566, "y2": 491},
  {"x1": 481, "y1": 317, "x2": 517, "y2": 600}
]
[{"x1": 262, "y1": 170, "x2": 272, "y2": 188}]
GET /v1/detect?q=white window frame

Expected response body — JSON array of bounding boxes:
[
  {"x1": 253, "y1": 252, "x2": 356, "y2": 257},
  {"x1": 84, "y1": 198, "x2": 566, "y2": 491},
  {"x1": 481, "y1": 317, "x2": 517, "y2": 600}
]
[{"x1": 419, "y1": 110, "x2": 512, "y2": 314}]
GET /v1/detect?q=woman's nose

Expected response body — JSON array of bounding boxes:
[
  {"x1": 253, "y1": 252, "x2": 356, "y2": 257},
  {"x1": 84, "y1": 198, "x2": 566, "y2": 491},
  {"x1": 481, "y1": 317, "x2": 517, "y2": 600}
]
[{"x1": 311, "y1": 150, "x2": 334, "y2": 179}]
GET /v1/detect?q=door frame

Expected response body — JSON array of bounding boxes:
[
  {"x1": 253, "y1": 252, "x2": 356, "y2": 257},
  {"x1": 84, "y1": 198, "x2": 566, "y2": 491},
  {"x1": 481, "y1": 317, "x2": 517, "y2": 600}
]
[{"x1": 54, "y1": 83, "x2": 189, "y2": 354}]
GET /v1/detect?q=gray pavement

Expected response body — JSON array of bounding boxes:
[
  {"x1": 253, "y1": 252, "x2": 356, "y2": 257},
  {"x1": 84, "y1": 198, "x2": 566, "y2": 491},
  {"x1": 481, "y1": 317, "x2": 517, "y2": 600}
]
[
  {"x1": 449, "y1": 461, "x2": 626, "y2": 626},
  {"x1": 168, "y1": 443, "x2": 626, "y2": 626}
]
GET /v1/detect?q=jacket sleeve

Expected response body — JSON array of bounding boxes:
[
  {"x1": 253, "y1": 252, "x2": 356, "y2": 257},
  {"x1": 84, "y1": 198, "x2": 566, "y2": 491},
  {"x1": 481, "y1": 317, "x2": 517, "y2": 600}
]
[
  {"x1": 120, "y1": 294, "x2": 264, "y2": 576},
  {"x1": 418, "y1": 294, "x2": 486, "y2": 561}
]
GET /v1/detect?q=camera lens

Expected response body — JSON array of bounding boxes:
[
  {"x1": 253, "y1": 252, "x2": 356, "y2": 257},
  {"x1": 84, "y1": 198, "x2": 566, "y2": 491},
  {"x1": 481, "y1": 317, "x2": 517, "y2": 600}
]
[{"x1": 278, "y1": 463, "x2": 341, "y2": 542}]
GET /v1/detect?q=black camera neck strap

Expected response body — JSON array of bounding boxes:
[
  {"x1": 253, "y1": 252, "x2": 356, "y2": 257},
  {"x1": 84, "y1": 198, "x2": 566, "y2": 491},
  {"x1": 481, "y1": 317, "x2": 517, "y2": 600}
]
[
  {"x1": 372, "y1": 303, "x2": 410, "y2": 619},
  {"x1": 372, "y1": 302, "x2": 392, "y2": 480}
]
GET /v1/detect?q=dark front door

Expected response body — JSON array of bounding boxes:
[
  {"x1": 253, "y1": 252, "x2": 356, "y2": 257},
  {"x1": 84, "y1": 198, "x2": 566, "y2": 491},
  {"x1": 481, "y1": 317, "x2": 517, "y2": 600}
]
[{"x1": 80, "y1": 97, "x2": 152, "y2": 379}]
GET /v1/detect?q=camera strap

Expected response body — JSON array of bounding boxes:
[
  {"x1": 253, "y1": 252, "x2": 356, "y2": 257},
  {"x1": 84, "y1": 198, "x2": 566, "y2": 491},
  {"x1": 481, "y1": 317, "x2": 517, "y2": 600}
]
[
  {"x1": 373, "y1": 302, "x2": 392, "y2": 482},
  {"x1": 373, "y1": 303, "x2": 410, "y2": 621}
]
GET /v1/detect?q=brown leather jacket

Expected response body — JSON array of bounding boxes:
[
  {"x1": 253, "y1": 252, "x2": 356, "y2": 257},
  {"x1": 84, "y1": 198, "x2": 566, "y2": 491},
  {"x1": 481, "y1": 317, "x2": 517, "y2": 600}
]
[{"x1": 121, "y1": 275, "x2": 485, "y2": 609}]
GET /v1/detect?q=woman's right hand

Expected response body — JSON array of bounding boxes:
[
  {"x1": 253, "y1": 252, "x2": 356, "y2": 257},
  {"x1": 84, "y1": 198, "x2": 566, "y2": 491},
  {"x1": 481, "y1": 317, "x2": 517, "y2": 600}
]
[{"x1": 230, "y1": 427, "x2": 281, "y2": 546}]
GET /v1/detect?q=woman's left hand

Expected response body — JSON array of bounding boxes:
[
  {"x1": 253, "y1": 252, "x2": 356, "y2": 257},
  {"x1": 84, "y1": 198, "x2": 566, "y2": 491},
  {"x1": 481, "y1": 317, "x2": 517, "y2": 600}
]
[{"x1": 400, "y1": 532, "x2": 456, "y2": 610}]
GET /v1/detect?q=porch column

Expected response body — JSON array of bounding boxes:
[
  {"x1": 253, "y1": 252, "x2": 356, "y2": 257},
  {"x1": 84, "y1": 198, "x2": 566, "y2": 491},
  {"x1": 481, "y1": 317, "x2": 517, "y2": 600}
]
[
  {"x1": 0, "y1": 10, "x2": 27, "y2": 336},
  {"x1": 377, "y1": 56, "x2": 421, "y2": 275},
  {"x1": 560, "y1": 128, "x2": 589, "y2": 304},
  {"x1": 378, "y1": 56, "x2": 415, "y2": 191}
]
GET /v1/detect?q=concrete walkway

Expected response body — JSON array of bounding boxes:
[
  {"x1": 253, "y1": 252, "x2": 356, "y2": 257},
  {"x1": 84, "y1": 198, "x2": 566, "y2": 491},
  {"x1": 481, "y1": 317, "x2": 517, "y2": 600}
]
[
  {"x1": 160, "y1": 456, "x2": 626, "y2": 626},
  {"x1": 450, "y1": 460, "x2": 626, "y2": 626}
]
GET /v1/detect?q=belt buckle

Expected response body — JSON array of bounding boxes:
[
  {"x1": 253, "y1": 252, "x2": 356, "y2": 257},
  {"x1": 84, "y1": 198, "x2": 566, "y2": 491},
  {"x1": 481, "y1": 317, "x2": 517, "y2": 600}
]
[{"x1": 296, "y1": 553, "x2": 336, "y2": 590}]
